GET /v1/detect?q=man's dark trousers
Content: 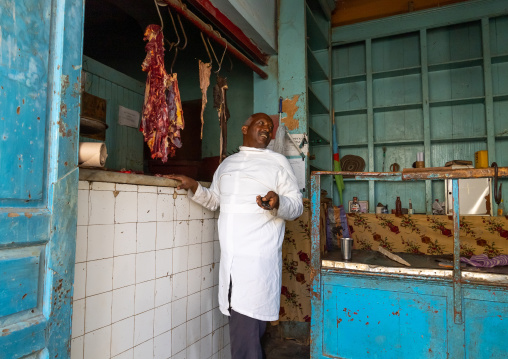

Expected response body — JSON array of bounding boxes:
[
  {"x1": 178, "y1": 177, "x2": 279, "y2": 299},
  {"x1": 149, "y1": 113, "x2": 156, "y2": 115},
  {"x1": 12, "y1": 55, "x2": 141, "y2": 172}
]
[{"x1": 229, "y1": 309, "x2": 267, "y2": 359}]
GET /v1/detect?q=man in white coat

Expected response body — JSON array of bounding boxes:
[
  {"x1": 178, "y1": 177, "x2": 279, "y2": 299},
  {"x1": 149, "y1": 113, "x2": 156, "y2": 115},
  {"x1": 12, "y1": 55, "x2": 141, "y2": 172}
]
[{"x1": 166, "y1": 113, "x2": 303, "y2": 358}]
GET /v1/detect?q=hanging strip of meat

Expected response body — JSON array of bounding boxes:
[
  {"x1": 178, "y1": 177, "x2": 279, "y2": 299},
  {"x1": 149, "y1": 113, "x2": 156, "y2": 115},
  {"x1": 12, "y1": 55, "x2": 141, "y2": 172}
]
[
  {"x1": 213, "y1": 75, "x2": 230, "y2": 162},
  {"x1": 140, "y1": 24, "x2": 184, "y2": 163},
  {"x1": 198, "y1": 60, "x2": 212, "y2": 139}
]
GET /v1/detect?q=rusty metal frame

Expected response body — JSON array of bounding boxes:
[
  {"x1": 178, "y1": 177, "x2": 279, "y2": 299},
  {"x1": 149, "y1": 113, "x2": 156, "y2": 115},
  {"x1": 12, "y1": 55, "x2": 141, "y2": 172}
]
[{"x1": 310, "y1": 166, "x2": 508, "y2": 344}]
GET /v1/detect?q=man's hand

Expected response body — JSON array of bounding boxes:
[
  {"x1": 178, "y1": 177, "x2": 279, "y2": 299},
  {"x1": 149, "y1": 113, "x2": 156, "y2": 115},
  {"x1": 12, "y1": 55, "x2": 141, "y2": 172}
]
[
  {"x1": 161, "y1": 174, "x2": 199, "y2": 193},
  {"x1": 256, "y1": 191, "x2": 279, "y2": 210}
]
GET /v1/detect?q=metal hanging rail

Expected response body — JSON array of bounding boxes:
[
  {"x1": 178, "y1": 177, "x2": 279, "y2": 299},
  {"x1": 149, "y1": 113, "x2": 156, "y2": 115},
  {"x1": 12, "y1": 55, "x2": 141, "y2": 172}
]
[
  {"x1": 310, "y1": 166, "x2": 508, "y2": 327},
  {"x1": 161, "y1": 0, "x2": 269, "y2": 79}
]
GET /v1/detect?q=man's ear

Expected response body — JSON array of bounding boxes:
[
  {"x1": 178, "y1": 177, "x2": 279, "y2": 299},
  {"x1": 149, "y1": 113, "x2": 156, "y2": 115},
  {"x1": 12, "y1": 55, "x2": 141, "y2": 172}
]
[{"x1": 241, "y1": 126, "x2": 248, "y2": 135}]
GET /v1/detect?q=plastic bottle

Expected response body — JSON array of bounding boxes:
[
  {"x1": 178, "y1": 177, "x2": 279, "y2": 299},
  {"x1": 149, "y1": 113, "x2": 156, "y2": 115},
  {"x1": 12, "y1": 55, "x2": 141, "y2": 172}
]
[
  {"x1": 351, "y1": 197, "x2": 361, "y2": 213},
  {"x1": 498, "y1": 199, "x2": 505, "y2": 216},
  {"x1": 395, "y1": 196, "x2": 402, "y2": 216},
  {"x1": 408, "y1": 199, "x2": 414, "y2": 215}
]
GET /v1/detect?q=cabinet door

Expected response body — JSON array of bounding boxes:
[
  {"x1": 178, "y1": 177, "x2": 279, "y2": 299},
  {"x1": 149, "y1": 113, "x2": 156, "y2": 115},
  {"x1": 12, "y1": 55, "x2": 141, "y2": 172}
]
[{"x1": 0, "y1": 0, "x2": 84, "y2": 357}]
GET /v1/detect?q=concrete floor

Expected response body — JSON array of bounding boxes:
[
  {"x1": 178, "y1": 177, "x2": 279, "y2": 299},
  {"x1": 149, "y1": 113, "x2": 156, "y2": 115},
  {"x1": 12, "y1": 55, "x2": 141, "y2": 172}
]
[{"x1": 262, "y1": 324, "x2": 310, "y2": 359}]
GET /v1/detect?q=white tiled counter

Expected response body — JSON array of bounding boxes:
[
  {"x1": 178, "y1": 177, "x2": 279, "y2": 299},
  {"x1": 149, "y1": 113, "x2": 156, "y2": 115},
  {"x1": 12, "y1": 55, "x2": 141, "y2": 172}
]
[{"x1": 71, "y1": 172, "x2": 230, "y2": 359}]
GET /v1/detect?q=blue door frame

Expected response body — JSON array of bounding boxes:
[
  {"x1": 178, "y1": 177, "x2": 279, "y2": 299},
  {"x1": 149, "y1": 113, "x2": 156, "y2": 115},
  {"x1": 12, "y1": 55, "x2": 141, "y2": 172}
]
[{"x1": 0, "y1": 0, "x2": 84, "y2": 358}]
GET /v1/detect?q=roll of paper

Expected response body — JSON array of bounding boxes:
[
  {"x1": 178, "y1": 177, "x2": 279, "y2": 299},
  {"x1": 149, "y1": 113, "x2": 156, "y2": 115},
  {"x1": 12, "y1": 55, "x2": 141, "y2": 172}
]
[
  {"x1": 79, "y1": 142, "x2": 107, "y2": 167},
  {"x1": 417, "y1": 152, "x2": 424, "y2": 162}
]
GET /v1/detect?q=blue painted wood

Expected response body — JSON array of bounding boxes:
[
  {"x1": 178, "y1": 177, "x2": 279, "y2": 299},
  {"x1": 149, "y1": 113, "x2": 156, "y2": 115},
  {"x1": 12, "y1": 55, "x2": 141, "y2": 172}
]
[{"x1": 0, "y1": 0, "x2": 84, "y2": 358}]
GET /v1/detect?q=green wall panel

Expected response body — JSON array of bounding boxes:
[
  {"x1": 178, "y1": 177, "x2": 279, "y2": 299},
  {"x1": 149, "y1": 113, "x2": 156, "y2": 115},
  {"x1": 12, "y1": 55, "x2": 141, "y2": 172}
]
[
  {"x1": 336, "y1": 114, "x2": 368, "y2": 146},
  {"x1": 430, "y1": 103, "x2": 486, "y2": 140},
  {"x1": 372, "y1": 32, "x2": 420, "y2": 72}
]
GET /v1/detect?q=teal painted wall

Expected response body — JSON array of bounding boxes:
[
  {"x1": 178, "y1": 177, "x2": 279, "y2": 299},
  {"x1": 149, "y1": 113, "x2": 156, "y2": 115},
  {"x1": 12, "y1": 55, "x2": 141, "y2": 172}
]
[{"x1": 332, "y1": 3, "x2": 508, "y2": 213}]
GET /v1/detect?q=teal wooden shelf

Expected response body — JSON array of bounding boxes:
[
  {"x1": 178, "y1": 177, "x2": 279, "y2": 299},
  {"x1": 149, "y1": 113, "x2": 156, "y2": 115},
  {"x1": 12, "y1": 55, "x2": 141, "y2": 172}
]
[
  {"x1": 429, "y1": 96, "x2": 484, "y2": 107},
  {"x1": 491, "y1": 53, "x2": 508, "y2": 64},
  {"x1": 307, "y1": 46, "x2": 328, "y2": 82},
  {"x1": 373, "y1": 103, "x2": 422, "y2": 112},
  {"x1": 308, "y1": 86, "x2": 329, "y2": 114},
  {"x1": 428, "y1": 57, "x2": 483, "y2": 71},
  {"x1": 430, "y1": 135, "x2": 487, "y2": 143},
  {"x1": 332, "y1": 74, "x2": 366, "y2": 85},
  {"x1": 338, "y1": 142, "x2": 368, "y2": 148},
  {"x1": 494, "y1": 94, "x2": 508, "y2": 101},
  {"x1": 309, "y1": 126, "x2": 330, "y2": 146},
  {"x1": 335, "y1": 108, "x2": 367, "y2": 116},
  {"x1": 372, "y1": 66, "x2": 421, "y2": 79},
  {"x1": 374, "y1": 139, "x2": 424, "y2": 146},
  {"x1": 306, "y1": 4, "x2": 328, "y2": 51},
  {"x1": 310, "y1": 164, "x2": 325, "y2": 172}
]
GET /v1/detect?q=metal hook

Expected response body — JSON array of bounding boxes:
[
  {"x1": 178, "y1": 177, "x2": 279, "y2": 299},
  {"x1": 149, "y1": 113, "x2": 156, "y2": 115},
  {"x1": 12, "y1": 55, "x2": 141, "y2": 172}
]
[
  {"x1": 492, "y1": 162, "x2": 503, "y2": 205},
  {"x1": 166, "y1": 8, "x2": 187, "y2": 73},
  {"x1": 215, "y1": 41, "x2": 228, "y2": 74},
  {"x1": 153, "y1": 0, "x2": 164, "y2": 30},
  {"x1": 200, "y1": 32, "x2": 213, "y2": 64}
]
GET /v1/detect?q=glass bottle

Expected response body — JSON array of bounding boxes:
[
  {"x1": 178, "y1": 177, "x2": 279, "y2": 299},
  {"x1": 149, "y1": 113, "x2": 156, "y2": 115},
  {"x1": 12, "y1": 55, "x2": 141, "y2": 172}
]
[
  {"x1": 498, "y1": 199, "x2": 505, "y2": 216},
  {"x1": 395, "y1": 197, "x2": 402, "y2": 216},
  {"x1": 351, "y1": 197, "x2": 361, "y2": 213},
  {"x1": 408, "y1": 199, "x2": 413, "y2": 215}
]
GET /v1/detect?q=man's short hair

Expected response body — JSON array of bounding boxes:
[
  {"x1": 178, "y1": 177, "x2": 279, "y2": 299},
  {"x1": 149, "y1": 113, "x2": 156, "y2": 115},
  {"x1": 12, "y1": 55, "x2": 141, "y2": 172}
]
[{"x1": 244, "y1": 113, "x2": 272, "y2": 126}]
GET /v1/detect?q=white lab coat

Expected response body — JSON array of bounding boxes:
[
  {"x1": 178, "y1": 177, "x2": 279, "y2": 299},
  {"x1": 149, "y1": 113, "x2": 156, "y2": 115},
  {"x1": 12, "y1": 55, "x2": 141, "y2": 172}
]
[{"x1": 190, "y1": 146, "x2": 303, "y2": 321}]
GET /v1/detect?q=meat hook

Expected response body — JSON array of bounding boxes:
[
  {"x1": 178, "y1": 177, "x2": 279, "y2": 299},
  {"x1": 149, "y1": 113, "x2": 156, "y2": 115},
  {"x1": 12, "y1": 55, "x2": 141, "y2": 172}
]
[
  {"x1": 167, "y1": 7, "x2": 188, "y2": 73},
  {"x1": 200, "y1": 32, "x2": 213, "y2": 64},
  {"x1": 207, "y1": 35, "x2": 228, "y2": 74},
  {"x1": 492, "y1": 162, "x2": 503, "y2": 205},
  {"x1": 153, "y1": 0, "x2": 165, "y2": 30}
]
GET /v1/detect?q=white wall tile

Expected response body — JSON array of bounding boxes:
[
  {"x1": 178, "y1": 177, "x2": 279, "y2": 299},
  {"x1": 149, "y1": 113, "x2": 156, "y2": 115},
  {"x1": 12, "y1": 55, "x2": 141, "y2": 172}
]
[
  {"x1": 112, "y1": 285, "x2": 135, "y2": 323},
  {"x1": 74, "y1": 263, "x2": 86, "y2": 300},
  {"x1": 72, "y1": 299, "x2": 85, "y2": 338},
  {"x1": 75, "y1": 226, "x2": 88, "y2": 263},
  {"x1": 77, "y1": 189, "x2": 89, "y2": 226},
  {"x1": 89, "y1": 190, "x2": 115, "y2": 225},
  {"x1": 86, "y1": 258, "x2": 113, "y2": 296},
  {"x1": 201, "y1": 265, "x2": 213, "y2": 290},
  {"x1": 134, "y1": 309, "x2": 154, "y2": 346},
  {"x1": 212, "y1": 308, "x2": 223, "y2": 332},
  {"x1": 187, "y1": 340, "x2": 201, "y2": 359},
  {"x1": 85, "y1": 292, "x2": 112, "y2": 333},
  {"x1": 212, "y1": 328, "x2": 222, "y2": 355},
  {"x1": 173, "y1": 246, "x2": 188, "y2": 274},
  {"x1": 138, "y1": 185, "x2": 157, "y2": 193},
  {"x1": 115, "y1": 223, "x2": 137, "y2": 256},
  {"x1": 155, "y1": 249, "x2": 172, "y2": 279},
  {"x1": 156, "y1": 222, "x2": 174, "y2": 250},
  {"x1": 71, "y1": 336, "x2": 84, "y2": 359},
  {"x1": 155, "y1": 276, "x2": 172, "y2": 307},
  {"x1": 200, "y1": 311, "x2": 213, "y2": 339},
  {"x1": 172, "y1": 272, "x2": 187, "y2": 301},
  {"x1": 137, "y1": 222, "x2": 156, "y2": 253},
  {"x1": 157, "y1": 194, "x2": 174, "y2": 222},
  {"x1": 188, "y1": 220, "x2": 202, "y2": 245},
  {"x1": 201, "y1": 242, "x2": 213, "y2": 267},
  {"x1": 135, "y1": 280, "x2": 155, "y2": 315},
  {"x1": 187, "y1": 316, "x2": 201, "y2": 346},
  {"x1": 157, "y1": 186, "x2": 174, "y2": 195},
  {"x1": 84, "y1": 325, "x2": 111, "y2": 359},
  {"x1": 200, "y1": 334, "x2": 212, "y2": 359},
  {"x1": 201, "y1": 220, "x2": 214, "y2": 243},
  {"x1": 213, "y1": 241, "x2": 220, "y2": 264},
  {"x1": 200, "y1": 287, "x2": 213, "y2": 314},
  {"x1": 187, "y1": 268, "x2": 201, "y2": 295},
  {"x1": 138, "y1": 193, "x2": 157, "y2": 222},
  {"x1": 133, "y1": 338, "x2": 153, "y2": 359},
  {"x1": 136, "y1": 251, "x2": 156, "y2": 283},
  {"x1": 174, "y1": 221, "x2": 189, "y2": 247},
  {"x1": 154, "y1": 330, "x2": 172, "y2": 359},
  {"x1": 188, "y1": 244, "x2": 201, "y2": 270},
  {"x1": 223, "y1": 324, "x2": 230, "y2": 347},
  {"x1": 189, "y1": 200, "x2": 203, "y2": 220},
  {"x1": 203, "y1": 206, "x2": 215, "y2": 219},
  {"x1": 213, "y1": 263, "x2": 220, "y2": 287},
  {"x1": 112, "y1": 349, "x2": 133, "y2": 359},
  {"x1": 87, "y1": 224, "x2": 114, "y2": 261},
  {"x1": 171, "y1": 323, "x2": 187, "y2": 355},
  {"x1": 213, "y1": 222, "x2": 219, "y2": 241},
  {"x1": 222, "y1": 344, "x2": 231, "y2": 359},
  {"x1": 91, "y1": 182, "x2": 116, "y2": 191},
  {"x1": 116, "y1": 184, "x2": 137, "y2": 192},
  {"x1": 172, "y1": 297, "x2": 187, "y2": 328},
  {"x1": 113, "y1": 254, "x2": 136, "y2": 289},
  {"x1": 172, "y1": 349, "x2": 187, "y2": 359},
  {"x1": 115, "y1": 191, "x2": 138, "y2": 223},
  {"x1": 212, "y1": 286, "x2": 219, "y2": 310},
  {"x1": 111, "y1": 316, "x2": 134, "y2": 357},
  {"x1": 175, "y1": 194, "x2": 190, "y2": 220},
  {"x1": 187, "y1": 292, "x2": 201, "y2": 320},
  {"x1": 154, "y1": 303, "x2": 171, "y2": 336},
  {"x1": 78, "y1": 181, "x2": 89, "y2": 190}
]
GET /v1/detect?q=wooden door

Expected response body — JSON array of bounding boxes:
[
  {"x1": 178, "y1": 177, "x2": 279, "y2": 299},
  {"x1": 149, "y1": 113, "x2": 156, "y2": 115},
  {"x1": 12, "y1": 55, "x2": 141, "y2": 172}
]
[{"x1": 0, "y1": 0, "x2": 84, "y2": 357}]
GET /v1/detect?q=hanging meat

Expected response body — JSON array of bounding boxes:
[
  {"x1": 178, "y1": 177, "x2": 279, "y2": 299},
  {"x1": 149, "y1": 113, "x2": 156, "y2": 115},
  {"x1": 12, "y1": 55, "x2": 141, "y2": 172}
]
[
  {"x1": 213, "y1": 75, "x2": 230, "y2": 162},
  {"x1": 140, "y1": 24, "x2": 184, "y2": 162},
  {"x1": 199, "y1": 60, "x2": 212, "y2": 139}
]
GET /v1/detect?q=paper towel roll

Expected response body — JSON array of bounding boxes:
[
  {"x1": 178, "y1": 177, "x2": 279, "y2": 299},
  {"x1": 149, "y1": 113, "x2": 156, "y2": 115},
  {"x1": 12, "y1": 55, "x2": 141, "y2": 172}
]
[{"x1": 79, "y1": 142, "x2": 107, "y2": 167}]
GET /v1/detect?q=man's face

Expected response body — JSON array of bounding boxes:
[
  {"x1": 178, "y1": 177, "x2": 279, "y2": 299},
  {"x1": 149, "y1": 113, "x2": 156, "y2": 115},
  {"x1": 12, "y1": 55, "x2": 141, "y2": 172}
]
[{"x1": 242, "y1": 115, "x2": 274, "y2": 148}]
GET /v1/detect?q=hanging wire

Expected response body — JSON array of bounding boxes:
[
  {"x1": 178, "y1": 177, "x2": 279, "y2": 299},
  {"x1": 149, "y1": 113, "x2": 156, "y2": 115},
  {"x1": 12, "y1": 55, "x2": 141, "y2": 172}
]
[{"x1": 153, "y1": 0, "x2": 164, "y2": 30}]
